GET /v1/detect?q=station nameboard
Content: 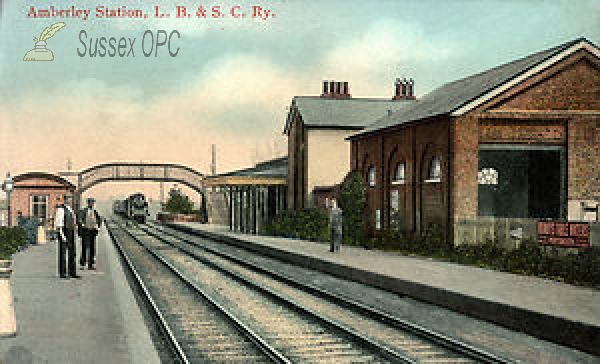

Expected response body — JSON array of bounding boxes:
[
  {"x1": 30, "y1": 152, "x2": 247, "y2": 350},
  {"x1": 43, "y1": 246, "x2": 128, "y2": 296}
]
[{"x1": 538, "y1": 221, "x2": 590, "y2": 248}]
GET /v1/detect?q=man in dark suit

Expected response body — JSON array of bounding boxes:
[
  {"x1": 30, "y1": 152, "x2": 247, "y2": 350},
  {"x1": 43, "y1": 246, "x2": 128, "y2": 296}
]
[
  {"x1": 54, "y1": 195, "x2": 80, "y2": 279},
  {"x1": 78, "y1": 198, "x2": 102, "y2": 270}
]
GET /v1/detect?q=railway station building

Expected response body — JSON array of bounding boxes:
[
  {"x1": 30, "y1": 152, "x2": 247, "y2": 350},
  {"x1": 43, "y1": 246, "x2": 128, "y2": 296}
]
[
  {"x1": 5, "y1": 172, "x2": 76, "y2": 227},
  {"x1": 347, "y1": 37, "x2": 600, "y2": 244},
  {"x1": 284, "y1": 80, "x2": 416, "y2": 210}
]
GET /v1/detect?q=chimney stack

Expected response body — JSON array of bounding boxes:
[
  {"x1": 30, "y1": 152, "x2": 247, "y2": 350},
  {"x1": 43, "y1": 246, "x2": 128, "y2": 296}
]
[
  {"x1": 393, "y1": 77, "x2": 416, "y2": 100},
  {"x1": 321, "y1": 80, "x2": 351, "y2": 98}
]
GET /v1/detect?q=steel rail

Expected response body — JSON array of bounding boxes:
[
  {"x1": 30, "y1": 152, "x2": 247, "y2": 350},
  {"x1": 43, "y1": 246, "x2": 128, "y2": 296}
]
[
  {"x1": 147, "y1": 222, "x2": 514, "y2": 364},
  {"x1": 114, "y1": 221, "x2": 291, "y2": 364},
  {"x1": 139, "y1": 223, "x2": 416, "y2": 363},
  {"x1": 106, "y1": 221, "x2": 190, "y2": 364}
]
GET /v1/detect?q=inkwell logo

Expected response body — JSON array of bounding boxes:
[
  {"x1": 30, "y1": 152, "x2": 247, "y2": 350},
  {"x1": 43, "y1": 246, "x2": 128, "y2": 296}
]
[{"x1": 23, "y1": 22, "x2": 66, "y2": 61}]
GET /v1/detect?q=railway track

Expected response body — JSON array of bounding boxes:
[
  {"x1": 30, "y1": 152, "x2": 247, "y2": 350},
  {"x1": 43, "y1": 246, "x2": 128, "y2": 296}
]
[
  {"x1": 107, "y1": 220, "x2": 285, "y2": 363},
  {"x1": 110, "y1": 220, "x2": 419, "y2": 363},
  {"x1": 137, "y1": 221, "x2": 513, "y2": 364}
]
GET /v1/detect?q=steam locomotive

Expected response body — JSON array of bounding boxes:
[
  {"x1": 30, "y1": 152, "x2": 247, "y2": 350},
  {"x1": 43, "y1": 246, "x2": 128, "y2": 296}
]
[{"x1": 113, "y1": 193, "x2": 149, "y2": 223}]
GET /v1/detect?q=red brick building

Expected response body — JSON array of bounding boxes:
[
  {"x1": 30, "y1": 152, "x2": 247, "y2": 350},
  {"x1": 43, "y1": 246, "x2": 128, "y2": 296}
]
[
  {"x1": 348, "y1": 37, "x2": 600, "y2": 243},
  {"x1": 7, "y1": 172, "x2": 76, "y2": 226}
]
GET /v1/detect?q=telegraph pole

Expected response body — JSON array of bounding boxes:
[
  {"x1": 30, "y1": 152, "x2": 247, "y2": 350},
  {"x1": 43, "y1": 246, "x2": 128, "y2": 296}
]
[{"x1": 211, "y1": 144, "x2": 217, "y2": 176}]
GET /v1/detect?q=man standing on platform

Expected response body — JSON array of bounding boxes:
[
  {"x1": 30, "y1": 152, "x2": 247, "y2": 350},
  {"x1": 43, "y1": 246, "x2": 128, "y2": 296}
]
[
  {"x1": 54, "y1": 195, "x2": 80, "y2": 279},
  {"x1": 329, "y1": 199, "x2": 343, "y2": 253},
  {"x1": 78, "y1": 198, "x2": 102, "y2": 270}
]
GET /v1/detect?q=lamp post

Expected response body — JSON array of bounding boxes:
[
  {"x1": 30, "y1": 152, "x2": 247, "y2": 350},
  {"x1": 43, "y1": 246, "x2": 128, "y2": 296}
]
[{"x1": 3, "y1": 173, "x2": 14, "y2": 227}]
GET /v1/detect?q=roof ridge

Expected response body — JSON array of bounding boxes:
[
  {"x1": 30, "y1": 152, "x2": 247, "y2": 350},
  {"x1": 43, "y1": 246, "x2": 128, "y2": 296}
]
[
  {"x1": 440, "y1": 37, "x2": 589, "y2": 90},
  {"x1": 349, "y1": 37, "x2": 597, "y2": 139},
  {"x1": 293, "y1": 95, "x2": 412, "y2": 102}
]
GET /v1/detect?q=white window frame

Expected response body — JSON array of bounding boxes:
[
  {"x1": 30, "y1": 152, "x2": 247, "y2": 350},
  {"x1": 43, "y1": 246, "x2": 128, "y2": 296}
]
[
  {"x1": 425, "y1": 156, "x2": 442, "y2": 183},
  {"x1": 30, "y1": 194, "x2": 49, "y2": 220},
  {"x1": 391, "y1": 162, "x2": 406, "y2": 185}
]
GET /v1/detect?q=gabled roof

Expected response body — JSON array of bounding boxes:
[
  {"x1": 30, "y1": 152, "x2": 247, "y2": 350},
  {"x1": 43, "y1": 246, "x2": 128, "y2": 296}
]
[
  {"x1": 350, "y1": 37, "x2": 600, "y2": 139},
  {"x1": 218, "y1": 156, "x2": 288, "y2": 178},
  {"x1": 284, "y1": 96, "x2": 414, "y2": 134}
]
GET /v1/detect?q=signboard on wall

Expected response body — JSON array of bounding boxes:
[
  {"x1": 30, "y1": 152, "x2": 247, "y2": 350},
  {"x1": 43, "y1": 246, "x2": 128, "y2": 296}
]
[{"x1": 538, "y1": 221, "x2": 590, "y2": 248}]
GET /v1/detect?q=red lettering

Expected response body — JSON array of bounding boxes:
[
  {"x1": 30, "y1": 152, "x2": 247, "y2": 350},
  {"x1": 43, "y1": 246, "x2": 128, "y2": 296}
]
[
  {"x1": 231, "y1": 6, "x2": 242, "y2": 18},
  {"x1": 176, "y1": 6, "x2": 187, "y2": 18}
]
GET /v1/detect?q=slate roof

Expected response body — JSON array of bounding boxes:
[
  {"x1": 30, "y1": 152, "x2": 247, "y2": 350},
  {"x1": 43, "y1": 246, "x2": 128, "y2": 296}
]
[
  {"x1": 11, "y1": 172, "x2": 76, "y2": 188},
  {"x1": 284, "y1": 96, "x2": 414, "y2": 133},
  {"x1": 218, "y1": 156, "x2": 288, "y2": 178},
  {"x1": 350, "y1": 37, "x2": 596, "y2": 139}
]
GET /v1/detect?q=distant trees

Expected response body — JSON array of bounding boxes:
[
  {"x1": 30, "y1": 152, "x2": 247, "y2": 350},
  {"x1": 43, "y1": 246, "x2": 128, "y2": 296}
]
[{"x1": 164, "y1": 187, "x2": 195, "y2": 214}]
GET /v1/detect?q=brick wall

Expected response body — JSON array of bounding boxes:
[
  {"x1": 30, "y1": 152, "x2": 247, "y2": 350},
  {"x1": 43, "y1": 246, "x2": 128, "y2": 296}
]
[
  {"x1": 352, "y1": 116, "x2": 450, "y2": 237},
  {"x1": 287, "y1": 112, "x2": 307, "y2": 210},
  {"x1": 9, "y1": 177, "x2": 74, "y2": 226},
  {"x1": 451, "y1": 115, "x2": 479, "y2": 221},
  {"x1": 568, "y1": 114, "x2": 600, "y2": 201},
  {"x1": 493, "y1": 53, "x2": 600, "y2": 111}
]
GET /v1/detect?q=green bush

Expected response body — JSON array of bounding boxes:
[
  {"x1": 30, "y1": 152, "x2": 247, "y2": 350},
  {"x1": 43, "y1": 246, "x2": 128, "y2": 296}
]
[
  {"x1": 164, "y1": 188, "x2": 195, "y2": 214},
  {"x1": 0, "y1": 226, "x2": 28, "y2": 260},
  {"x1": 339, "y1": 171, "x2": 367, "y2": 245},
  {"x1": 263, "y1": 208, "x2": 330, "y2": 242},
  {"x1": 369, "y1": 229, "x2": 600, "y2": 288}
]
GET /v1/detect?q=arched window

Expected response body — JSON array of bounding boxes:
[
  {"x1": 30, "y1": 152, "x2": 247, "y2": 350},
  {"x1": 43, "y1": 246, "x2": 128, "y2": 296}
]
[
  {"x1": 367, "y1": 166, "x2": 376, "y2": 187},
  {"x1": 392, "y1": 162, "x2": 406, "y2": 184},
  {"x1": 427, "y1": 156, "x2": 442, "y2": 182}
]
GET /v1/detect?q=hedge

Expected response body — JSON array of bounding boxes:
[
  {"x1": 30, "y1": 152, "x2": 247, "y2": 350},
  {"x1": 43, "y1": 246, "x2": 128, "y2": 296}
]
[
  {"x1": 371, "y1": 228, "x2": 600, "y2": 288},
  {"x1": 262, "y1": 208, "x2": 330, "y2": 242},
  {"x1": 0, "y1": 226, "x2": 28, "y2": 260}
]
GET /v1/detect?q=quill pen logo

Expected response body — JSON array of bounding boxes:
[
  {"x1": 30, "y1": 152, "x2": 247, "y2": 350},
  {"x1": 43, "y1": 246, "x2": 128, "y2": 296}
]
[{"x1": 23, "y1": 22, "x2": 66, "y2": 61}]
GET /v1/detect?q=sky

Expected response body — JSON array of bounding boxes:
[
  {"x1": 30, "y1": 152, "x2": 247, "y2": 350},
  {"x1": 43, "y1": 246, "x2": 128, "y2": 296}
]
[{"x1": 0, "y1": 0, "x2": 599, "y2": 201}]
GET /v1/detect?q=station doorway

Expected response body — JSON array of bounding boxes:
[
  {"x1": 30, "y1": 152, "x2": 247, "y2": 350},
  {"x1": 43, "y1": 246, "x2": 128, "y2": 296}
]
[{"x1": 477, "y1": 145, "x2": 565, "y2": 219}]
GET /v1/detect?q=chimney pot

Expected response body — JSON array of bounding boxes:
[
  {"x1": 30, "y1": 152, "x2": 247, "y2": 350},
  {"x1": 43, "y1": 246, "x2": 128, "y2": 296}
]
[{"x1": 393, "y1": 77, "x2": 416, "y2": 100}]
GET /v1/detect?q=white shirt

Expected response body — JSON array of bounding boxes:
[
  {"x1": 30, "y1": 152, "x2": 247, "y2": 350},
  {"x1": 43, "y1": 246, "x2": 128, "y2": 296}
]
[
  {"x1": 84, "y1": 208, "x2": 99, "y2": 229},
  {"x1": 54, "y1": 205, "x2": 75, "y2": 229}
]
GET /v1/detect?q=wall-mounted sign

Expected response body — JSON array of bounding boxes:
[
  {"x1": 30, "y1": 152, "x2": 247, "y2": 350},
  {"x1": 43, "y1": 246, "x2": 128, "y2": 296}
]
[{"x1": 538, "y1": 221, "x2": 590, "y2": 248}]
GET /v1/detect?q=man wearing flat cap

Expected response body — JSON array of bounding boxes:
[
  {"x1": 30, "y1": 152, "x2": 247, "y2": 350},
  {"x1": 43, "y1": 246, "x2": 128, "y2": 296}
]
[
  {"x1": 78, "y1": 197, "x2": 102, "y2": 270},
  {"x1": 54, "y1": 195, "x2": 80, "y2": 279}
]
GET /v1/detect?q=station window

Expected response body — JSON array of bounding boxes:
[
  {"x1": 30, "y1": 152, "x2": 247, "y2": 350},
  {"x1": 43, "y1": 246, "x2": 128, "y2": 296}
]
[
  {"x1": 30, "y1": 195, "x2": 48, "y2": 221},
  {"x1": 426, "y1": 156, "x2": 442, "y2": 182},
  {"x1": 392, "y1": 162, "x2": 406, "y2": 184},
  {"x1": 367, "y1": 166, "x2": 376, "y2": 187}
]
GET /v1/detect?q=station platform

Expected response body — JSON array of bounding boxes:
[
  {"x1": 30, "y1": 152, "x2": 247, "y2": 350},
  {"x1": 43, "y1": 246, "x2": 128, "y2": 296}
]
[
  {"x1": 0, "y1": 228, "x2": 161, "y2": 364},
  {"x1": 170, "y1": 222, "x2": 600, "y2": 356}
]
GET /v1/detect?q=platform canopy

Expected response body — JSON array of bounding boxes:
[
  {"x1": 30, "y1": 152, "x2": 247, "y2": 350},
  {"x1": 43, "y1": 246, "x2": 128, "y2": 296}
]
[{"x1": 204, "y1": 156, "x2": 287, "y2": 187}]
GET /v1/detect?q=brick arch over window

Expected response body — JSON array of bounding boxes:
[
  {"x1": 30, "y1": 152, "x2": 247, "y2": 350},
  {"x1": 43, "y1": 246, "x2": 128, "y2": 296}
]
[
  {"x1": 387, "y1": 146, "x2": 411, "y2": 232},
  {"x1": 419, "y1": 143, "x2": 446, "y2": 232},
  {"x1": 360, "y1": 152, "x2": 379, "y2": 232}
]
